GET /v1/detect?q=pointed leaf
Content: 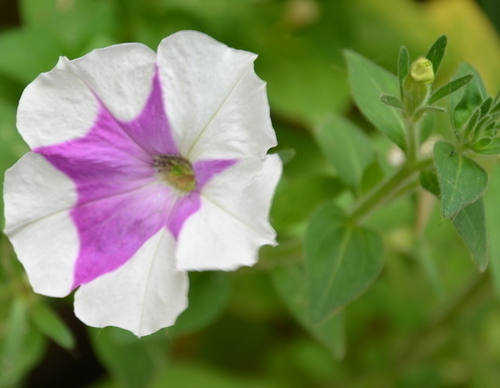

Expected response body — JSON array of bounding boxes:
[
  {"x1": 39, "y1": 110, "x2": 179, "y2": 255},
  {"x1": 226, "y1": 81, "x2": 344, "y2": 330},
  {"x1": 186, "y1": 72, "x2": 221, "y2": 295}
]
[
  {"x1": 345, "y1": 50, "x2": 406, "y2": 149},
  {"x1": 449, "y1": 64, "x2": 487, "y2": 130},
  {"x1": 416, "y1": 105, "x2": 446, "y2": 115},
  {"x1": 381, "y1": 94, "x2": 403, "y2": 109},
  {"x1": 434, "y1": 141, "x2": 488, "y2": 217},
  {"x1": 425, "y1": 35, "x2": 447, "y2": 75},
  {"x1": 480, "y1": 97, "x2": 493, "y2": 116},
  {"x1": 420, "y1": 170, "x2": 440, "y2": 197},
  {"x1": 316, "y1": 115, "x2": 375, "y2": 193},
  {"x1": 30, "y1": 302, "x2": 75, "y2": 349},
  {"x1": 449, "y1": 64, "x2": 488, "y2": 112},
  {"x1": 305, "y1": 204, "x2": 384, "y2": 324},
  {"x1": 464, "y1": 108, "x2": 481, "y2": 140},
  {"x1": 452, "y1": 197, "x2": 488, "y2": 271},
  {"x1": 1, "y1": 299, "x2": 29, "y2": 369},
  {"x1": 472, "y1": 137, "x2": 492, "y2": 152},
  {"x1": 474, "y1": 137, "x2": 500, "y2": 155},
  {"x1": 272, "y1": 263, "x2": 345, "y2": 360},
  {"x1": 491, "y1": 101, "x2": 500, "y2": 114},
  {"x1": 398, "y1": 46, "x2": 409, "y2": 96},
  {"x1": 1, "y1": 298, "x2": 46, "y2": 387},
  {"x1": 427, "y1": 74, "x2": 473, "y2": 105}
]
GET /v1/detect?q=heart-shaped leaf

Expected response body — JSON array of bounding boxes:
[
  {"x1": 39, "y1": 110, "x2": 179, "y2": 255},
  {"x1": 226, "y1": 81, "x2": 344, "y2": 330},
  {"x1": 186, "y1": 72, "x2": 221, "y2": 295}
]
[
  {"x1": 434, "y1": 141, "x2": 488, "y2": 217},
  {"x1": 305, "y1": 204, "x2": 384, "y2": 324},
  {"x1": 452, "y1": 197, "x2": 488, "y2": 271}
]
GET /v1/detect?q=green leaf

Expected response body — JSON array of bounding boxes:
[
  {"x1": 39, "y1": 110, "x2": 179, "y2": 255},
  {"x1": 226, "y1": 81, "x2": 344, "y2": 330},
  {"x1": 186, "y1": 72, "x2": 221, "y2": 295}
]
[
  {"x1": 425, "y1": 35, "x2": 447, "y2": 75},
  {"x1": 398, "y1": 46, "x2": 409, "y2": 96},
  {"x1": 451, "y1": 197, "x2": 488, "y2": 271},
  {"x1": 345, "y1": 50, "x2": 406, "y2": 149},
  {"x1": 415, "y1": 105, "x2": 446, "y2": 115},
  {"x1": 1, "y1": 298, "x2": 28, "y2": 370},
  {"x1": 90, "y1": 327, "x2": 170, "y2": 388},
  {"x1": 361, "y1": 160, "x2": 386, "y2": 194},
  {"x1": 474, "y1": 137, "x2": 500, "y2": 155},
  {"x1": 315, "y1": 115, "x2": 375, "y2": 193},
  {"x1": 479, "y1": 97, "x2": 493, "y2": 116},
  {"x1": 271, "y1": 175, "x2": 344, "y2": 231},
  {"x1": 433, "y1": 141, "x2": 488, "y2": 217},
  {"x1": 271, "y1": 263, "x2": 345, "y2": 360},
  {"x1": 381, "y1": 94, "x2": 403, "y2": 109},
  {"x1": 464, "y1": 108, "x2": 481, "y2": 140},
  {"x1": 449, "y1": 64, "x2": 487, "y2": 130},
  {"x1": 305, "y1": 204, "x2": 384, "y2": 324},
  {"x1": 170, "y1": 272, "x2": 231, "y2": 337},
  {"x1": 472, "y1": 137, "x2": 492, "y2": 152},
  {"x1": 427, "y1": 74, "x2": 474, "y2": 105},
  {"x1": 30, "y1": 302, "x2": 75, "y2": 349},
  {"x1": 0, "y1": 298, "x2": 46, "y2": 387},
  {"x1": 420, "y1": 170, "x2": 440, "y2": 197}
]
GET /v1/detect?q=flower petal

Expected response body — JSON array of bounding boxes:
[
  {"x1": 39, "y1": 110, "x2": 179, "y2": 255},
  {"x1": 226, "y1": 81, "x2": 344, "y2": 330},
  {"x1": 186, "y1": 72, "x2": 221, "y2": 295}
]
[
  {"x1": 71, "y1": 183, "x2": 176, "y2": 287},
  {"x1": 175, "y1": 154, "x2": 282, "y2": 271},
  {"x1": 38, "y1": 104, "x2": 154, "y2": 205},
  {"x1": 74, "y1": 230, "x2": 188, "y2": 337},
  {"x1": 4, "y1": 153, "x2": 78, "y2": 296},
  {"x1": 69, "y1": 43, "x2": 157, "y2": 122},
  {"x1": 4, "y1": 152, "x2": 77, "y2": 232},
  {"x1": 157, "y1": 31, "x2": 276, "y2": 159},
  {"x1": 186, "y1": 64, "x2": 277, "y2": 161},
  {"x1": 17, "y1": 57, "x2": 99, "y2": 149}
]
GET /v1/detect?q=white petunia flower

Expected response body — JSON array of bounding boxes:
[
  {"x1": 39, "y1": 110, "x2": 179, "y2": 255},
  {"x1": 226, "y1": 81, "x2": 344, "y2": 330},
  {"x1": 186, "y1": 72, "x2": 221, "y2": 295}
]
[{"x1": 3, "y1": 31, "x2": 281, "y2": 337}]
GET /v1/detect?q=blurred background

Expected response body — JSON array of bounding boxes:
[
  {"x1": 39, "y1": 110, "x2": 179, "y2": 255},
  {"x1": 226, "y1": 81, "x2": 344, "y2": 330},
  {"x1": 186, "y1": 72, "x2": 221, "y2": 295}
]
[{"x1": 2, "y1": 0, "x2": 500, "y2": 387}]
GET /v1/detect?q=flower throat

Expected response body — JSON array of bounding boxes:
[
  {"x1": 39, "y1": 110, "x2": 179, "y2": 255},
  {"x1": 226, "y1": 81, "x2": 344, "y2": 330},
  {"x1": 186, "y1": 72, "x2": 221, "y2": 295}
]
[{"x1": 153, "y1": 155, "x2": 196, "y2": 192}]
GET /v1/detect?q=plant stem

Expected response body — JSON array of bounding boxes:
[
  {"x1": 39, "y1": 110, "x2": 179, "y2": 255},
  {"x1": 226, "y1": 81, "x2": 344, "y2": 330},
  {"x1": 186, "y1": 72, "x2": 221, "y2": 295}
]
[
  {"x1": 406, "y1": 119, "x2": 419, "y2": 165},
  {"x1": 349, "y1": 158, "x2": 432, "y2": 224}
]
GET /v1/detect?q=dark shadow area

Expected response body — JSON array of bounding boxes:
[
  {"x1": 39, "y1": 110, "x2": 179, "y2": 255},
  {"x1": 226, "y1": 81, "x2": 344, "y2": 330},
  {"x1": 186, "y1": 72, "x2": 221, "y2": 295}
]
[
  {"x1": 0, "y1": 0, "x2": 20, "y2": 30},
  {"x1": 26, "y1": 305, "x2": 106, "y2": 388}
]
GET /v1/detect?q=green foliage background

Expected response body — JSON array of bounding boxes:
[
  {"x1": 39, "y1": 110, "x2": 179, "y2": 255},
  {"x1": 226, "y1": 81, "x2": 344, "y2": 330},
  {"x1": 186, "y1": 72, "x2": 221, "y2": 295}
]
[{"x1": 2, "y1": 0, "x2": 500, "y2": 387}]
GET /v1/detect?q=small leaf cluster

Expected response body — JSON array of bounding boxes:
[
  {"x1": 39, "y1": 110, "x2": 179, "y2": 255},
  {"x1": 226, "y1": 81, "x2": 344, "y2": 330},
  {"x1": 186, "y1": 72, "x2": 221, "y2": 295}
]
[
  {"x1": 449, "y1": 65, "x2": 500, "y2": 155},
  {"x1": 382, "y1": 36, "x2": 473, "y2": 122}
]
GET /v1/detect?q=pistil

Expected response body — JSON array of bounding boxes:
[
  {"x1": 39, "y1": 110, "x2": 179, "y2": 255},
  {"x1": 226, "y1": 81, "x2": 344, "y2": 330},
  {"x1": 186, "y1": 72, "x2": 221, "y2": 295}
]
[{"x1": 153, "y1": 155, "x2": 196, "y2": 192}]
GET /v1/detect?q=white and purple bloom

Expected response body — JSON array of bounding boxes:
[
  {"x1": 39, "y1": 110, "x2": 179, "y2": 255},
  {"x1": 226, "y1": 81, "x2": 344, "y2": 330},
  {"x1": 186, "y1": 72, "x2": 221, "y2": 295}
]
[{"x1": 3, "y1": 31, "x2": 281, "y2": 337}]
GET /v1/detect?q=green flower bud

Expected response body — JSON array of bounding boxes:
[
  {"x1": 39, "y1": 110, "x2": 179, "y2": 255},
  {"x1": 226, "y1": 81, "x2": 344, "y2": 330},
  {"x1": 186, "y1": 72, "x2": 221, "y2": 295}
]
[
  {"x1": 402, "y1": 57, "x2": 434, "y2": 117},
  {"x1": 410, "y1": 57, "x2": 434, "y2": 84}
]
